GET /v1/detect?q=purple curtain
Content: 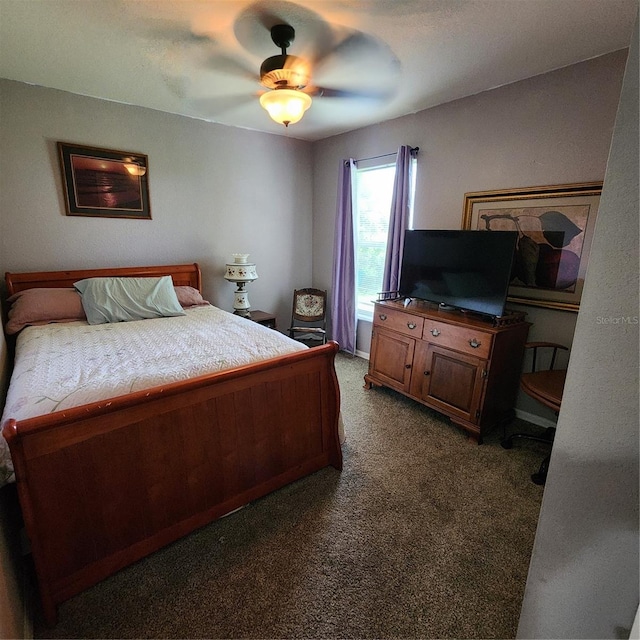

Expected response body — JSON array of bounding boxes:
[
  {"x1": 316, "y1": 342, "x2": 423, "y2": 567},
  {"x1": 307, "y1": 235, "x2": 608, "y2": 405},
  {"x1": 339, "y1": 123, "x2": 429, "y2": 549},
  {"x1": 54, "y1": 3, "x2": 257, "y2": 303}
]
[
  {"x1": 382, "y1": 145, "x2": 415, "y2": 293},
  {"x1": 331, "y1": 158, "x2": 357, "y2": 354}
]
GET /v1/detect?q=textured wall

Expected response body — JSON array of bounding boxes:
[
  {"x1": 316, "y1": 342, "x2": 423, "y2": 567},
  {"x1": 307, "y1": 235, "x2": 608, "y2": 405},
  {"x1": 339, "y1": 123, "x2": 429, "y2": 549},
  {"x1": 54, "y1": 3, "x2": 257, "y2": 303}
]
[
  {"x1": 312, "y1": 50, "x2": 627, "y2": 421},
  {"x1": 518, "y1": 14, "x2": 639, "y2": 639},
  {"x1": 0, "y1": 81, "x2": 314, "y2": 329}
]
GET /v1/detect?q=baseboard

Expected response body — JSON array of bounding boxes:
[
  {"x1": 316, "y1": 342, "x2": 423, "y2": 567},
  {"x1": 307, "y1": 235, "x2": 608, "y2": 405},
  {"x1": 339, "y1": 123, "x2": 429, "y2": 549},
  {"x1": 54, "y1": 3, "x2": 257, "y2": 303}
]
[
  {"x1": 514, "y1": 408, "x2": 557, "y2": 430},
  {"x1": 355, "y1": 349, "x2": 370, "y2": 360}
]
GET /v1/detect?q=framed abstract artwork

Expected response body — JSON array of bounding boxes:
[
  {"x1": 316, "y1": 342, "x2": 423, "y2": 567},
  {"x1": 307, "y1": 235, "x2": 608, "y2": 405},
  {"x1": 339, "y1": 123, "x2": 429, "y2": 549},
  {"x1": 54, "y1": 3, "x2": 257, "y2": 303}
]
[
  {"x1": 57, "y1": 142, "x2": 151, "y2": 219},
  {"x1": 462, "y1": 182, "x2": 602, "y2": 311}
]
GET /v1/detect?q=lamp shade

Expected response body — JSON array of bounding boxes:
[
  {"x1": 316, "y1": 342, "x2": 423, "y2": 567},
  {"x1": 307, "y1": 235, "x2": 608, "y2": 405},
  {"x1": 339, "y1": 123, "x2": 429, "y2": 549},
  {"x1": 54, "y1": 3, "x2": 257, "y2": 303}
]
[
  {"x1": 223, "y1": 254, "x2": 258, "y2": 283},
  {"x1": 259, "y1": 89, "x2": 312, "y2": 127}
]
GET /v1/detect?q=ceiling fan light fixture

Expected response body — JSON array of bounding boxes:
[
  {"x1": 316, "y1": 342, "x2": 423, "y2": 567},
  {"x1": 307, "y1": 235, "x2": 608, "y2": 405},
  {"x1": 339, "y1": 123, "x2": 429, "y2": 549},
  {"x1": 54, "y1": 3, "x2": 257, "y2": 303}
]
[
  {"x1": 259, "y1": 88, "x2": 312, "y2": 127},
  {"x1": 123, "y1": 162, "x2": 146, "y2": 177}
]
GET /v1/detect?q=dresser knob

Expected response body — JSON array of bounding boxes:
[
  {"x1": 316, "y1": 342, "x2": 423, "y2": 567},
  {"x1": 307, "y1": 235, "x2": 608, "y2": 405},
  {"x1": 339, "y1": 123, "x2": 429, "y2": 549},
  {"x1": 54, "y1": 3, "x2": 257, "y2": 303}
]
[
  {"x1": 407, "y1": 322, "x2": 416, "y2": 330},
  {"x1": 469, "y1": 338, "x2": 481, "y2": 348},
  {"x1": 424, "y1": 370, "x2": 430, "y2": 376},
  {"x1": 405, "y1": 364, "x2": 412, "y2": 369},
  {"x1": 430, "y1": 328, "x2": 441, "y2": 337},
  {"x1": 379, "y1": 313, "x2": 387, "y2": 321}
]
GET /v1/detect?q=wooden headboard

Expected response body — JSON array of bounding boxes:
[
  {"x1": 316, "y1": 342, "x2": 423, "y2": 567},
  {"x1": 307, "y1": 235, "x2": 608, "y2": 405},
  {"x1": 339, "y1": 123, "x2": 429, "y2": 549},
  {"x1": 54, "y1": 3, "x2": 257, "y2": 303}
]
[{"x1": 5, "y1": 263, "x2": 202, "y2": 296}]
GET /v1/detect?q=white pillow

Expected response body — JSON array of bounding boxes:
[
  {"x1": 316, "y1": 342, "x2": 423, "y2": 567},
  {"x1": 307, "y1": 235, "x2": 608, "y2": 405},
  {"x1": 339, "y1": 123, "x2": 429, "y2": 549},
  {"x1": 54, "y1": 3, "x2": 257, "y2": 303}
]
[{"x1": 74, "y1": 276, "x2": 185, "y2": 325}]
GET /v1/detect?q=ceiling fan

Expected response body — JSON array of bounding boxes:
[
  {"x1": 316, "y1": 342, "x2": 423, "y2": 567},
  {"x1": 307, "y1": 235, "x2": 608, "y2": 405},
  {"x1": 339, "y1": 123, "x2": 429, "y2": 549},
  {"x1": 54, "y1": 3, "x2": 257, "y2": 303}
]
[
  {"x1": 138, "y1": 1, "x2": 399, "y2": 129},
  {"x1": 255, "y1": 22, "x2": 397, "y2": 127},
  {"x1": 258, "y1": 24, "x2": 312, "y2": 126},
  {"x1": 259, "y1": 24, "x2": 310, "y2": 91}
]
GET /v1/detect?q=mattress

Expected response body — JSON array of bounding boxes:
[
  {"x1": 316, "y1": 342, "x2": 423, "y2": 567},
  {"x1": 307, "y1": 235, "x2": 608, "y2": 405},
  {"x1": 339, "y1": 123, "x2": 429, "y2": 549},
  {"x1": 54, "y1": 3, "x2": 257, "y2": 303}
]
[{"x1": 0, "y1": 305, "x2": 308, "y2": 485}]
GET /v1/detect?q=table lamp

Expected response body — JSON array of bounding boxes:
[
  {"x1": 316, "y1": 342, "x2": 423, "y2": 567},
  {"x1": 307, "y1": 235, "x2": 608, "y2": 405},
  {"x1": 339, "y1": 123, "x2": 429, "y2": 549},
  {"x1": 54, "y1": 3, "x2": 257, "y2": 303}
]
[{"x1": 223, "y1": 254, "x2": 258, "y2": 316}]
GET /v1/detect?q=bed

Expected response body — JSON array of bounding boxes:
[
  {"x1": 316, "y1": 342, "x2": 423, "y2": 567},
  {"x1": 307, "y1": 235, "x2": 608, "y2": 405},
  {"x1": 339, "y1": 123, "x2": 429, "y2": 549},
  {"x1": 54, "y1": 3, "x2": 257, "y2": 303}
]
[{"x1": 0, "y1": 263, "x2": 342, "y2": 625}]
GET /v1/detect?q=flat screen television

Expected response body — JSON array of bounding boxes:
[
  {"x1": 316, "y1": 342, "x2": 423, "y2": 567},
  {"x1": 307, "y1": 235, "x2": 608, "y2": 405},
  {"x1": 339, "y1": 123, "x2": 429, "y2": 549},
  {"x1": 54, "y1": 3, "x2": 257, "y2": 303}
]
[{"x1": 398, "y1": 230, "x2": 518, "y2": 319}]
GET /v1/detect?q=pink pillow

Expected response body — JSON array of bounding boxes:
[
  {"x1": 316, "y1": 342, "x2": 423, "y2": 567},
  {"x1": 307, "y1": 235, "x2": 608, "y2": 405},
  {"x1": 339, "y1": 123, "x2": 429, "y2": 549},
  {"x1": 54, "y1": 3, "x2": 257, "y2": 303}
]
[
  {"x1": 4, "y1": 285, "x2": 209, "y2": 334},
  {"x1": 173, "y1": 286, "x2": 209, "y2": 308},
  {"x1": 5, "y1": 288, "x2": 86, "y2": 334}
]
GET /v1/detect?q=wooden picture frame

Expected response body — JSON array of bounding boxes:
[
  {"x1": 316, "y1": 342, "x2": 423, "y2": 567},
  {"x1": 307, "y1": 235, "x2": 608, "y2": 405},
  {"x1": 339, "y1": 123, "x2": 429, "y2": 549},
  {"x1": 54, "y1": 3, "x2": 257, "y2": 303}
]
[
  {"x1": 57, "y1": 142, "x2": 151, "y2": 219},
  {"x1": 462, "y1": 182, "x2": 602, "y2": 311}
]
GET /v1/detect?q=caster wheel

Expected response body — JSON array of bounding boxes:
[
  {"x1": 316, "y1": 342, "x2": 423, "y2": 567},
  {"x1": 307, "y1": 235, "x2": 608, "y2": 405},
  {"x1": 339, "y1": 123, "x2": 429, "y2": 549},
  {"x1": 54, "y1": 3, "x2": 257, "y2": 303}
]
[{"x1": 531, "y1": 472, "x2": 546, "y2": 485}]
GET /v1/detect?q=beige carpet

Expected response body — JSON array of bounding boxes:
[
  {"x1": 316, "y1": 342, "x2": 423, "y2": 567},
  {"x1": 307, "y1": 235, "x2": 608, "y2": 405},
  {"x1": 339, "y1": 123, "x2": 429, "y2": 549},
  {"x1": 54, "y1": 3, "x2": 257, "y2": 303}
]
[{"x1": 33, "y1": 353, "x2": 547, "y2": 639}]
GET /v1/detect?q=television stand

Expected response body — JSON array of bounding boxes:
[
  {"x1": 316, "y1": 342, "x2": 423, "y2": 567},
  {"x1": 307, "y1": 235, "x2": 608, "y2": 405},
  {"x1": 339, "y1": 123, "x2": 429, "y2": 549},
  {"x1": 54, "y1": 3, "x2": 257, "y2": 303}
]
[{"x1": 364, "y1": 300, "x2": 530, "y2": 443}]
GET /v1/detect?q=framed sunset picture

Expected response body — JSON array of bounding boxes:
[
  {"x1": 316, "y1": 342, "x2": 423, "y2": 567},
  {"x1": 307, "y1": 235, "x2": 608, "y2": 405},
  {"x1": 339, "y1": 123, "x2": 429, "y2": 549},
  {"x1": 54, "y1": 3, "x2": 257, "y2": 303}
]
[{"x1": 58, "y1": 142, "x2": 151, "y2": 219}]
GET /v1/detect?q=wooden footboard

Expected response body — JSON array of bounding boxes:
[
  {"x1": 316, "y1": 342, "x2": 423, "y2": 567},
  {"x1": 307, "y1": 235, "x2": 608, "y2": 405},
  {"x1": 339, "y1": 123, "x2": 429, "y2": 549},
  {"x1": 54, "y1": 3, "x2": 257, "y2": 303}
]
[{"x1": 3, "y1": 341, "x2": 342, "y2": 625}]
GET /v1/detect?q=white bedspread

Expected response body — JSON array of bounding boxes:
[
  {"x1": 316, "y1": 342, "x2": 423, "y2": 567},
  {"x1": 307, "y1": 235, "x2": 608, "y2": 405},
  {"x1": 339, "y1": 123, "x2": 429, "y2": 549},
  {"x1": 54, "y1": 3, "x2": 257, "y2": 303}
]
[{"x1": 0, "y1": 305, "x2": 308, "y2": 485}]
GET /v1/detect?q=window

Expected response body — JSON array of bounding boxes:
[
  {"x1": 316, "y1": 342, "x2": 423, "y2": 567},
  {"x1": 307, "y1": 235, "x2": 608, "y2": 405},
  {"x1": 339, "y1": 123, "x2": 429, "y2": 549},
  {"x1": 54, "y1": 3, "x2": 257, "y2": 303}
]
[{"x1": 354, "y1": 158, "x2": 415, "y2": 320}]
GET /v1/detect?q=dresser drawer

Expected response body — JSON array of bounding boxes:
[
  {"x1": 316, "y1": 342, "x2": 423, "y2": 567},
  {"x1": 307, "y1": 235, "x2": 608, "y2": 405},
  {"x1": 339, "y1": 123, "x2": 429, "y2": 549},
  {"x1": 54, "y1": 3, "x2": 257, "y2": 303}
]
[
  {"x1": 422, "y1": 320, "x2": 492, "y2": 359},
  {"x1": 373, "y1": 306, "x2": 424, "y2": 338}
]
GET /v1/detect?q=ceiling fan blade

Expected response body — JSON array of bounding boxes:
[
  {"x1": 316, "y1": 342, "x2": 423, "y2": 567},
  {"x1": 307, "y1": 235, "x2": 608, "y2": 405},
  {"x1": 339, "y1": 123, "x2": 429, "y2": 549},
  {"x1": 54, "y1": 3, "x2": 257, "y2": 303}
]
[
  {"x1": 145, "y1": 23, "x2": 258, "y2": 81},
  {"x1": 203, "y1": 51, "x2": 259, "y2": 81},
  {"x1": 308, "y1": 85, "x2": 393, "y2": 101},
  {"x1": 146, "y1": 24, "x2": 218, "y2": 46},
  {"x1": 308, "y1": 27, "x2": 400, "y2": 99},
  {"x1": 311, "y1": 30, "x2": 397, "y2": 72},
  {"x1": 234, "y1": 1, "x2": 333, "y2": 58},
  {"x1": 250, "y1": 6, "x2": 286, "y2": 32}
]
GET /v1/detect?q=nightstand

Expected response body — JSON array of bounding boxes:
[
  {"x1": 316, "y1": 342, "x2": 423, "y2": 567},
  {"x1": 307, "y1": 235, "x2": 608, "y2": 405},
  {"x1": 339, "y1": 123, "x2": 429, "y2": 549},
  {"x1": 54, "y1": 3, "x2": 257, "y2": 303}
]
[{"x1": 249, "y1": 310, "x2": 277, "y2": 329}]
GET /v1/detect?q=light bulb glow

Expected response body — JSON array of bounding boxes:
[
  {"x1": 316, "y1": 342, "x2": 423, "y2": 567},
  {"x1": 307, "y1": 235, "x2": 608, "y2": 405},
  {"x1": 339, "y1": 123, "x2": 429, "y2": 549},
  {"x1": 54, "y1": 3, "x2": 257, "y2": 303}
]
[
  {"x1": 259, "y1": 89, "x2": 312, "y2": 127},
  {"x1": 124, "y1": 163, "x2": 146, "y2": 176}
]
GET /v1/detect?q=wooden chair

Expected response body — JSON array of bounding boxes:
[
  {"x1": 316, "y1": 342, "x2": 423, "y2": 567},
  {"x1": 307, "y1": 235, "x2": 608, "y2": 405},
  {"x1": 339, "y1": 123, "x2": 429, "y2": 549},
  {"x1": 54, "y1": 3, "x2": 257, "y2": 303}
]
[
  {"x1": 501, "y1": 342, "x2": 568, "y2": 485},
  {"x1": 288, "y1": 288, "x2": 327, "y2": 346}
]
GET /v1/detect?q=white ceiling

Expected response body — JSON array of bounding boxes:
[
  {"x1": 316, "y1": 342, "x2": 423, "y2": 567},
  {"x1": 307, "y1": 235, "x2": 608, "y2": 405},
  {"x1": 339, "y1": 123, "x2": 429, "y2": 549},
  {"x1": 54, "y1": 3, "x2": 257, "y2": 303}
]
[{"x1": 0, "y1": 0, "x2": 637, "y2": 141}]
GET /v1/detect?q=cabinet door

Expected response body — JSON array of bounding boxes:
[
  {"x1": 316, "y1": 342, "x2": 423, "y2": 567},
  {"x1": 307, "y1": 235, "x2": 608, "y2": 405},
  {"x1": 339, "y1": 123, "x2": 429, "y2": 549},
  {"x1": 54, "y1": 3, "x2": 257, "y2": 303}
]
[
  {"x1": 369, "y1": 328, "x2": 415, "y2": 393},
  {"x1": 411, "y1": 342, "x2": 486, "y2": 423}
]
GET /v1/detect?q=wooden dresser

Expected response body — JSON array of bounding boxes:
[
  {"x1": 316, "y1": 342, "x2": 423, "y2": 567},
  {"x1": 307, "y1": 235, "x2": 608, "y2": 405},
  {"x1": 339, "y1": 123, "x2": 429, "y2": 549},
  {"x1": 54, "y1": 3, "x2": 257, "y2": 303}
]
[{"x1": 364, "y1": 299, "x2": 530, "y2": 442}]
